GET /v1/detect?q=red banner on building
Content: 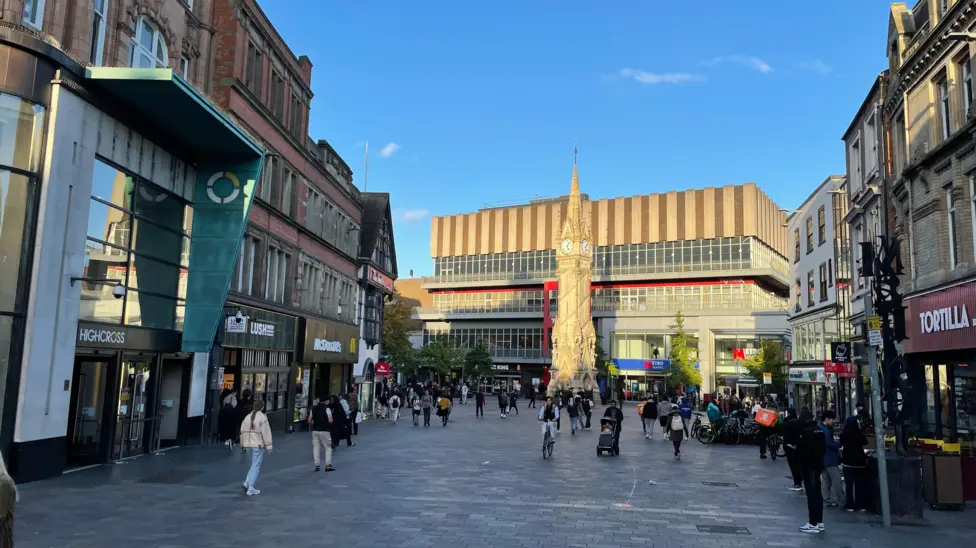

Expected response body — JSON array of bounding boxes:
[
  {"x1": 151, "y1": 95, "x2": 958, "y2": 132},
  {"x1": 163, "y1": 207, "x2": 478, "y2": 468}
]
[
  {"x1": 905, "y1": 280, "x2": 976, "y2": 354},
  {"x1": 367, "y1": 267, "x2": 394, "y2": 293},
  {"x1": 823, "y1": 361, "x2": 855, "y2": 377},
  {"x1": 376, "y1": 362, "x2": 391, "y2": 376}
]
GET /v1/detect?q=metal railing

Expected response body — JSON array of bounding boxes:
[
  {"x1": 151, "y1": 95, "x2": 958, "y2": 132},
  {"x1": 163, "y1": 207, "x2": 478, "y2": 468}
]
[{"x1": 114, "y1": 417, "x2": 161, "y2": 463}]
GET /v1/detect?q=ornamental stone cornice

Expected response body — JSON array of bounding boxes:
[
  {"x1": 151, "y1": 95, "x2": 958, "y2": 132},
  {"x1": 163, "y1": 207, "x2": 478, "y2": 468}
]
[{"x1": 886, "y1": 2, "x2": 976, "y2": 113}]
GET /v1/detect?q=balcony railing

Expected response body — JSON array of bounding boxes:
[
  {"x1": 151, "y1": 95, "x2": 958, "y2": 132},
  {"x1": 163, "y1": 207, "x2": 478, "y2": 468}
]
[{"x1": 422, "y1": 268, "x2": 554, "y2": 285}]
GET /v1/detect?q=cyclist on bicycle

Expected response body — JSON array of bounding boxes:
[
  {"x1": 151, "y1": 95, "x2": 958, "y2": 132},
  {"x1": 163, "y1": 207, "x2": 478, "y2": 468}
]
[{"x1": 538, "y1": 396, "x2": 560, "y2": 442}]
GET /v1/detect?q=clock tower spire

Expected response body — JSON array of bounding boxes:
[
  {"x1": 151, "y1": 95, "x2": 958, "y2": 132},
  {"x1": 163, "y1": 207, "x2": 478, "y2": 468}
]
[{"x1": 550, "y1": 143, "x2": 597, "y2": 392}]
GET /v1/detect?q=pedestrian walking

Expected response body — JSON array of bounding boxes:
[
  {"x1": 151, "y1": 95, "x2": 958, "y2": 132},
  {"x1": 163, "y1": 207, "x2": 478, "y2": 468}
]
[
  {"x1": 218, "y1": 388, "x2": 238, "y2": 447},
  {"x1": 378, "y1": 393, "x2": 389, "y2": 419},
  {"x1": 461, "y1": 383, "x2": 469, "y2": 404},
  {"x1": 508, "y1": 390, "x2": 519, "y2": 415},
  {"x1": 678, "y1": 396, "x2": 693, "y2": 439},
  {"x1": 389, "y1": 393, "x2": 401, "y2": 425},
  {"x1": 528, "y1": 385, "x2": 537, "y2": 408},
  {"x1": 240, "y1": 399, "x2": 272, "y2": 496},
  {"x1": 797, "y1": 408, "x2": 827, "y2": 534},
  {"x1": 421, "y1": 390, "x2": 433, "y2": 426},
  {"x1": 567, "y1": 397, "x2": 581, "y2": 434},
  {"x1": 665, "y1": 404, "x2": 684, "y2": 459},
  {"x1": 498, "y1": 391, "x2": 509, "y2": 418},
  {"x1": 657, "y1": 398, "x2": 671, "y2": 439},
  {"x1": 349, "y1": 391, "x2": 360, "y2": 436},
  {"x1": 819, "y1": 410, "x2": 844, "y2": 508},
  {"x1": 783, "y1": 408, "x2": 804, "y2": 491},
  {"x1": 582, "y1": 394, "x2": 593, "y2": 429},
  {"x1": 237, "y1": 389, "x2": 254, "y2": 453},
  {"x1": 641, "y1": 395, "x2": 658, "y2": 439},
  {"x1": 437, "y1": 395, "x2": 451, "y2": 426},
  {"x1": 411, "y1": 394, "x2": 422, "y2": 426},
  {"x1": 0, "y1": 451, "x2": 17, "y2": 547},
  {"x1": 329, "y1": 395, "x2": 354, "y2": 448},
  {"x1": 475, "y1": 390, "x2": 485, "y2": 417},
  {"x1": 840, "y1": 416, "x2": 869, "y2": 512},
  {"x1": 308, "y1": 398, "x2": 334, "y2": 472}
]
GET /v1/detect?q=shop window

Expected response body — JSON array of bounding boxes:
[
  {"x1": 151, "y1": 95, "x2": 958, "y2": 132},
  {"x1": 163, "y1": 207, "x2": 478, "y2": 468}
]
[
  {"x1": 130, "y1": 17, "x2": 169, "y2": 69},
  {"x1": 819, "y1": 262, "x2": 828, "y2": 302},
  {"x1": 817, "y1": 206, "x2": 826, "y2": 245},
  {"x1": 794, "y1": 228, "x2": 800, "y2": 262},
  {"x1": 805, "y1": 217, "x2": 814, "y2": 253},
  {"x1": 0, "y1": 94, "x2": 45, "y2": 172}
]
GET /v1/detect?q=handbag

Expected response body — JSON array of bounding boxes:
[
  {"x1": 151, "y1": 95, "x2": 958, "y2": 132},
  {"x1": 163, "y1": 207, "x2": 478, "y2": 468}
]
[{"x1": 355, "y1": 411, "x2": 363, "y2": 424}]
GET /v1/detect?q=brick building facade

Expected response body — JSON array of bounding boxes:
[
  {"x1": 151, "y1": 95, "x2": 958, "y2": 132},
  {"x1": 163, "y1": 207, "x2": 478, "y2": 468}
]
[{"x1": 883, "y1": 0, "x2": 976, "y2": 442}]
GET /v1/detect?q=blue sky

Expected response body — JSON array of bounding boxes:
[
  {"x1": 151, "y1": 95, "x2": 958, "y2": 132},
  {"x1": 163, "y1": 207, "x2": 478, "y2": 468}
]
[{"x1": 260, "y1": 0, "x2": 899, "y2": 277}]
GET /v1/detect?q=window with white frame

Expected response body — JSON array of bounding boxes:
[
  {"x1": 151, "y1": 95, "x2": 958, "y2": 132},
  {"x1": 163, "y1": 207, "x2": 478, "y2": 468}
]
[
  {"x1": 131, "y1": 17, "x2": 169, "y2": 68},
  {"x1": 854, "y1": 223, "x2": 864, "y2": 288},
  {"x1": 90, "y1": 0, "x2": 108, "y2": 65},
  {"x1": 300, "y1": 259, "x2": 323, "y2": 312},
  {"x1": 948, "y1": 187, "x2": 960, "y2": 269},
  {"x1": 939, "y1": 78, "x2": 952, "y2": 140},
  {"x1": 819, "y1": 262, "x2": 828, "y2": 302},
  {"x1": 260, "y1": 155, "x2": 278, "y2": 202},
  {"x1": 849, "y1": 137, "x2": 862, "y2": 188},
  {"x1": 232, "y1": 234, "x2": 260, "y2": 295},
  {"x1": 807, "y1": 270, "x2": 815, "y2": 307},
  {"x1": 963, "y1": 57, "x2": 973, "y2": 116},
  {"x1": 23, "y1": 0, "x2": 44, "y2": 29},
  {"x1": 265, "y1": 245, "x2": 290, "y2": 303},
  {"x1": 942, "y1": 0, "x2": 950, "y2": 14},
  {"x1": 180, "y1": 56, "x2": 190, "y2": 78},
  {"x1": 970, "y1": 176, "x2": 976, "y2": 262},
  {"x1": 865, "y1": 115, "x2": 878, "y2": 176},
  {"x1": 281, "y1": 172, "x2": 296, "y2": 217}
]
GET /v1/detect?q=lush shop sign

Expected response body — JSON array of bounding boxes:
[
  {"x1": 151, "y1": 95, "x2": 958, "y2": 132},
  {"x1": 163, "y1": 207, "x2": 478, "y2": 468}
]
[
  {"x1": 222, "y1": 304, "x2": 297, "y2": 351},
  {"x1": 300, "y1": 318, "x2": 359, "y2": 364},
  {"x1": 905, "y1": 281, "x2": 976, "y2": 353}
]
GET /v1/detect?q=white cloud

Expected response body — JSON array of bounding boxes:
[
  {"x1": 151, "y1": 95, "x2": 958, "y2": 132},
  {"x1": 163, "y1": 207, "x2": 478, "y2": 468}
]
[
  {"x1": 618, "y1": 68, "x2": 705, "y2": 85},
  {"x1": 703, "y1": 55, "x2": 773, "y2": 73},
  {"x1": 797, "y1": 59, "x2": 834, "y2": 75},
  {"x1": 379, "y1": 142, "x2": 401, "y2": 158},
  {"x1": 398, "y1": 209, "x2": 430, "y2": 224}
]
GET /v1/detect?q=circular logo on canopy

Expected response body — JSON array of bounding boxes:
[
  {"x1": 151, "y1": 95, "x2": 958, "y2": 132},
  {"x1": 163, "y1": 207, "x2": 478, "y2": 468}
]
[
  {"x1": 138, "y1": 184, "x2": 168, "y2": 203},
  {"x1": 206, "y1": 171, "x2": 241, "y2": 204}
]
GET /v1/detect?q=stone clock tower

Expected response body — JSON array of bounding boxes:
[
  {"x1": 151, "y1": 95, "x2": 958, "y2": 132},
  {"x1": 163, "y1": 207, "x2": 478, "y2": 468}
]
[{"x1": 549, "y1": 149, "x2": 597, "y2": 391}]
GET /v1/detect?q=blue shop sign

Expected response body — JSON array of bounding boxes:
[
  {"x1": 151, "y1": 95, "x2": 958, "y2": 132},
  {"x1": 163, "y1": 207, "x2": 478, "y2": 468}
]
[{"x1": 612, "y1": 359, "x2": 702, "y2": 371}]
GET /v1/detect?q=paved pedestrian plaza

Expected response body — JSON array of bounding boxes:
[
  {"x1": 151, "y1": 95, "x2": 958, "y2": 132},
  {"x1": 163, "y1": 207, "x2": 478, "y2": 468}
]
[{"x1": 16, "y1": 406, "x2": 975, "y2": 547}]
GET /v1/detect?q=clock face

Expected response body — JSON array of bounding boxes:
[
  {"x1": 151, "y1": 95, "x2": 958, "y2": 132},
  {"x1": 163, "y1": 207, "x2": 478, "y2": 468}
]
[
  {"x1": 581, "y1": 240, "x2": 590, "y2": 253},
  {"x1": 560, "y1": 239, "x2": 573, "y2": 254}
]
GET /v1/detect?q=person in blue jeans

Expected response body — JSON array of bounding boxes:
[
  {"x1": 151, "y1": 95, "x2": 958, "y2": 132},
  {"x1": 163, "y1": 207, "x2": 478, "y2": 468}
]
[{"x1": 240, "y1": 399, "x2": 273, "y2": 496}]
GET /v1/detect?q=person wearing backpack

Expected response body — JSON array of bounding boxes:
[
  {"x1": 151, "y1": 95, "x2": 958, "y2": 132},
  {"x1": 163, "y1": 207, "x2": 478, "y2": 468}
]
[
  {"x1": 796, "y1": 408, "x2": 827, "y2": 534},
  {"x1": 389, "y1": 393, "x2": 401, "y2": 425},
  {"x1": 665, "y1": 404, "x2": 685, "y2": 459}
]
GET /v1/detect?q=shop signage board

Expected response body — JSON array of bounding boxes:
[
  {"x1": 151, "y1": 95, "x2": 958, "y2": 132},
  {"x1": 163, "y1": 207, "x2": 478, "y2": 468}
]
[
  {"x1": 367, "y1": 266, "x2": 395, "y2": 293},
  {"x1": 611, "y1": 358, "x2": 671, "y2": 371},
  {"x1": 788, "y1": 368, "x2": 826, "y2": 384},
  {"x1": 222, "y1": 304, "x2": 296, "y2": 351},
  {"x1": 763, "y1": 372, "x2": 772, "y2": 385},
  {"x1": 823, "y1": 360, "x2": 856, "y2": 377},
  {"x1": 830, "y1": 342, "x2": 851, "y2": 364},
  {"x1": 76, "y1": 322, "x2": 181, "y2": 351},
  {"x1": 375, "y1": 362, "x2": 390, "y2": 376},
  {"x1": 905, "y1": 281, "x2": 976, "y2": 353},
  {"x1": 301, "y1": 317, "x2": 359, "y2": 364}
]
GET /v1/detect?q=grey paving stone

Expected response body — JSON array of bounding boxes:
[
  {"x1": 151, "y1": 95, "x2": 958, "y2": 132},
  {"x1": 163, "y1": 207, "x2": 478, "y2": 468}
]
[{"x1": 12, "y1": 406, "x2": 976, "y2": 547}]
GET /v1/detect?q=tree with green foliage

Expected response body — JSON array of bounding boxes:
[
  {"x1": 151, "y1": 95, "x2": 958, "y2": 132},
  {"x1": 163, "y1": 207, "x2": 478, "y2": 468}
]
[
  {"x1": 667, "y1": 310, "x2": 702, "y2": 390},
  {"x1": 419, "y1": 335, "x2": 465, "y2": 383},
  {"x1": 594, "y1": 334, "x2": 611, "y2": 376},
  {"x1": 463, "y1": 344, "x2": 494, "y2": 383},
  {"x1": 742, "y1": 340, "x2": 787, "y2": 395},
  {"x1": 382, "y1": 291, "x2": 416, "y2": 374}
]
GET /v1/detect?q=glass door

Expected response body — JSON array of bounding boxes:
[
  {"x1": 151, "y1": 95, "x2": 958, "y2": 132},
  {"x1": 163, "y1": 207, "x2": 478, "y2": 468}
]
[
  {"x1": 113, "y1": 357, "x2": 160, "y2": 460},
  {"x1": 65, "y1": 357, "x2": 112, "y2": 467}
]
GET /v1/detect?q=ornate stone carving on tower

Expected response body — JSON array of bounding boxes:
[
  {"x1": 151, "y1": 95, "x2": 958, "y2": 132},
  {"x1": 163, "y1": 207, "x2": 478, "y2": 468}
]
[{"x1": 549, "y1": 145, "x2": 596, "y2": 391}]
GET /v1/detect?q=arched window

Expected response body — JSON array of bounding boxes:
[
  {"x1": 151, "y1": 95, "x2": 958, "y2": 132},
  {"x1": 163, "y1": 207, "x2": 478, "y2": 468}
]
[{"x1": 130, "y1": 17, "x2": 168, "y2": 68}]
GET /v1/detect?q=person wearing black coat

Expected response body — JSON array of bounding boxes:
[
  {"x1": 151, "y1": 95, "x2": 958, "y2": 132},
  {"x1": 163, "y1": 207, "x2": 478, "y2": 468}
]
[
  {"x1": 782, "y1": 408, "x2": 804, "y2": 490},
  {"x1": 796, "y1": 408, "x2": 827, "y2": 533},
  {"x1": 641, "y1": 397, "x2": 658, "y2": 440},
  {"x1": 329, "y1": 395, "x2": 352, "y2": 449},
  {"x1": 840, "y1": 416, "x2": 868, "y2": 512}
]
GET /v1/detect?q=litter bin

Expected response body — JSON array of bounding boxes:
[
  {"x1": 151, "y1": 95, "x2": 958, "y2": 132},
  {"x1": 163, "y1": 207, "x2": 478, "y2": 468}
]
[
  {"x1": 867, "y1": 452, "x2": 923, "y2": 518},
  {"x1": 921, "y1": 452, "x2": 965, "y2": 509}
]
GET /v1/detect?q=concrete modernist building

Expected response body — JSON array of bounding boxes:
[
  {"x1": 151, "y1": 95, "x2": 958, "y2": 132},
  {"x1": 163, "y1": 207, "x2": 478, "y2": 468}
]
[
  {"x1": 883, "y1": 0, "x2": 976, "y2": 442},
  {"x1": 418, "y1": 177, "x2": 790, "y2": 397},
  {"x1": 786, "y1": 176, "x2": 854, "y2": 417}
]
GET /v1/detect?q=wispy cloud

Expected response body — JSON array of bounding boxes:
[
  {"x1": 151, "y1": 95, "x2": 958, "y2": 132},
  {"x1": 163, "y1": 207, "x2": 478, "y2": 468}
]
[
  {"x1": 618, "y1": 68, "x2": 705, "y2": 85},
  {"x1": 397, "y1": 209, "x2": 430, "y2": 224},
  {"x1": 379, "y1": 142, "x2": 401, "y2": 158},
  {"x1": 797, "y1": 59, "x2": 834, "y2": 75},
  {"x1": 703, "y1": 55, "x2": 773, "y2": 73}
]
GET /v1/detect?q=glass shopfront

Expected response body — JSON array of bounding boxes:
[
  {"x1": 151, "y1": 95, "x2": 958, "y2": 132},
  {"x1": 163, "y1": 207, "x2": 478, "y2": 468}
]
[
  {"x1": 915, "y1": 361, "x2": 976, "y2": 445},
  {"x1": 299, "y1": 317, "x2": 359, "y2": 403},
  {"x1": 221, "y1": 304, "x2": 297, "y2": 432},
  {"x1": 0, "y1": 93, "x2": 46, "y2": 451}
]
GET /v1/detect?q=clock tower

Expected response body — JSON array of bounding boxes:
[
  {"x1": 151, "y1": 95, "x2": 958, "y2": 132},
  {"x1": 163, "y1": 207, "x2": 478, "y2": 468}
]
[{"x1": 549, "y1": 147, "x2": 597, "y2": 391}]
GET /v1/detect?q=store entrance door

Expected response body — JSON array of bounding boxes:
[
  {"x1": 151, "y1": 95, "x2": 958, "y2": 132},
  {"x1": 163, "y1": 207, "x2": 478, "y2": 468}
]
[
  {"x1": 156, "y1": 357, "x2": 189, "y2": 449},
  {"x1": 113, "y1": 356, "x2": 161, "y2": 461},
  {"x1": 65, "y1": 357, "x2": 114, "y2": 467}
]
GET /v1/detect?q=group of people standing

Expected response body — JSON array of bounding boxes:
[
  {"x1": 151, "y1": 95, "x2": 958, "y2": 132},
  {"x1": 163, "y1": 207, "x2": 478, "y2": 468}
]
[
  {"x1": 780, "y1": 406, "x2": 870, "y2": 534},
  {"x1": 638, "y1": 395, "x2": 693, "y2": 459}
]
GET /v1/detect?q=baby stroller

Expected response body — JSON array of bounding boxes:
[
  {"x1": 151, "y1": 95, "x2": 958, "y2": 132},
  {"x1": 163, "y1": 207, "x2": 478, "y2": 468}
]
[{"x1": 596, "y1": 417, "x2": 619, "y2": 456}]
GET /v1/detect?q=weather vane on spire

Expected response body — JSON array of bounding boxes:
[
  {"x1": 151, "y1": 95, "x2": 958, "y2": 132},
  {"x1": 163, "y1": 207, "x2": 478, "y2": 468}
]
[{"x1": 573, "y1": 138, "x2": 578, "y2": 165}]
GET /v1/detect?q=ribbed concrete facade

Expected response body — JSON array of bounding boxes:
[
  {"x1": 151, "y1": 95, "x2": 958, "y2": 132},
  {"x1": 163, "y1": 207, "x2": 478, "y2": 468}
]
[{"x1": 430, "y1": 183, "x2": 787, "y2": 258}]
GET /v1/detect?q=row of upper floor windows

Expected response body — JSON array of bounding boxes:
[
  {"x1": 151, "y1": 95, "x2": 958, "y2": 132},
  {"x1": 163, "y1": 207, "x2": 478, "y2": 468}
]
[
  {"x1": 244, "y1": 36, "x2": 308, "y2": 143},
  {"x1": 428, "y1": 237, "x2": 789, "y2": 281}
]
